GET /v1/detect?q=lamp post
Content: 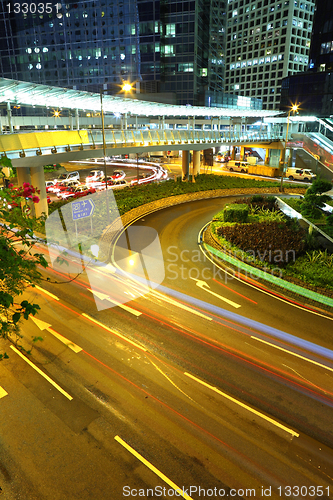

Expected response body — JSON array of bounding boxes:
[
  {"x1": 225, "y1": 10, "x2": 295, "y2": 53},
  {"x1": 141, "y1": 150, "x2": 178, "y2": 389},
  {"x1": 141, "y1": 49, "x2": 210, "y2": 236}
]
[
  {"x1": 100, "y1": 90, "x2": 110, "y2": 224},
  {"x1": 280, "y1": 104, "x2": 299, "y2": 192}
]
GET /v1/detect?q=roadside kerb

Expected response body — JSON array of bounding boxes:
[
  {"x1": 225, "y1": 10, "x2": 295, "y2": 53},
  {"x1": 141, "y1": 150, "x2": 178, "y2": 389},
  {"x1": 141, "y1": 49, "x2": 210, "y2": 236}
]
[
  {"x1": 203, "y1": 241, "x2": 333, "y2": 309},
  {"x1": 98, "y1": 186, "x2": 306, "y2": 261}
]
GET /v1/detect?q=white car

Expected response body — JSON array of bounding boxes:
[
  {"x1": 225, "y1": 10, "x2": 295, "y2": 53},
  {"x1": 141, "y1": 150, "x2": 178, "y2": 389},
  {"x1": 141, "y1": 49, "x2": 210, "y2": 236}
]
[
  {"x1": 55, "y1": 171, "x2": 80, "y2": 183},
  {"x1": 110, "y1": 179, "x2": 129, "y2": 189},
  {"x1": 86, "y1": 170, "x2": 104, "y2": 183}
]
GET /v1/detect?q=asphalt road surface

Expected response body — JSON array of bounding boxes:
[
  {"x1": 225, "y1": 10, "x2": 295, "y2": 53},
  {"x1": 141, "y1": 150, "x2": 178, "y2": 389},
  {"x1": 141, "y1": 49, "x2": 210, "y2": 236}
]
[{"x1": 1, "y1": 197, "x2": 333, "y2": 500}]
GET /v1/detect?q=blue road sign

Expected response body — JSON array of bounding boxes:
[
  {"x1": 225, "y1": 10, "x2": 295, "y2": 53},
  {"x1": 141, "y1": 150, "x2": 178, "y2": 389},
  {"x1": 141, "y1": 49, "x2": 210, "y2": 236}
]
[{"x1": 71, "y1": 199, "x2": 95, "y2": 220}]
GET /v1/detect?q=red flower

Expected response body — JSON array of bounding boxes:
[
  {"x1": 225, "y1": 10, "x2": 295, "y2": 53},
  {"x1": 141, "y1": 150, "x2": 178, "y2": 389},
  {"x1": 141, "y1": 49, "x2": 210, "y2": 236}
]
[{"x1": 32, "y1": 196, "x2": 40, "y2": 203}]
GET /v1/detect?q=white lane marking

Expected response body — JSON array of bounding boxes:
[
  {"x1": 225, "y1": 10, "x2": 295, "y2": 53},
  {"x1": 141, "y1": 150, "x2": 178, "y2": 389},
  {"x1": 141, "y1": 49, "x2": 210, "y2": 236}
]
[
  {"x1": 185, "y1": 372, "x2": 299, "y2": 437},
  {"x1": 34, "y1": 285, "x2": 60, "y2": 301},
  {"x1": 252, "y1": 336, "x2": 333, "y2": 373},
  {"x1": 82, "y1": 313, "x2": 147, "y2": 351},
  {"x1": 10, "y1": 345, "x2": 73, "y2": 400},
  {"x1": 190, "y1": 278, "x2": 241, "y2": 309},
  {"x1": 0, "y1": 386, "x2": 8, "y2": 399},
  {"x1": 88, "y1": 289, "x2": 142, "y2": 316},
  {"x1": 115, "y1": 435, "x2": 194, "y2": 500},
  {"x1": 30, "y1": 316, "x2": 82, "y2": 353}
]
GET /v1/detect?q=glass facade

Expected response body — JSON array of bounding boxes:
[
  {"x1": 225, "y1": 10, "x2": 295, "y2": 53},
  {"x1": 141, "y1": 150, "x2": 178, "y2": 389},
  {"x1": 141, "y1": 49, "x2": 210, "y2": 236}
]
[
  {"x1": 0, "y1": 0, "x2": 227, "y2": 106},
  {"x1": 280, "y1": 1, "x2": 333, "y2": 115},
  {"x1": 224, "y1": 0, "x2": 315, "y2": 110}
]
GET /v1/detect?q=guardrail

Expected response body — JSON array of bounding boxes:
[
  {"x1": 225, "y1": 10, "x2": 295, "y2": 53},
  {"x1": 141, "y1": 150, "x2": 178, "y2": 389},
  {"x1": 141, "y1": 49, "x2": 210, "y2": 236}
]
[{"x1": 1, "y1": 128, "x2": 284, "y2": 161}]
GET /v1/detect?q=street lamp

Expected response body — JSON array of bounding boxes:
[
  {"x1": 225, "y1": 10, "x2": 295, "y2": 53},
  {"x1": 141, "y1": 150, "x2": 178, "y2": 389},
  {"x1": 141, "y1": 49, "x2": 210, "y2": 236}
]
[
  {"x1": 100, "y1": 90, "x2": 110, "y2": 224},
  {"x1": 280, "y1": 103, "x2": 299, "y2": 192},
  {"x1": 122, "y1": 82, "x2": 133, "y2": 93}
]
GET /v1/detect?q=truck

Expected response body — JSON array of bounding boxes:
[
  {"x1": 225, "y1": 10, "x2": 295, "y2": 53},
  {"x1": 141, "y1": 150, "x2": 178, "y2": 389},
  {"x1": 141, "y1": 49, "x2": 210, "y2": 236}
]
[
  {"x1": 224, "y1": 160, "x2": 249, "y2": 173},
  {"x1": 285, "y1": 168, "x2": 316, "y2": 182}
]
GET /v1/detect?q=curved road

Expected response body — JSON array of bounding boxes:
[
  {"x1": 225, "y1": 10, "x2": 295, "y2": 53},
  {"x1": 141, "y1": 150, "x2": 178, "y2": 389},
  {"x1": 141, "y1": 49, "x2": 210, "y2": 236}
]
[{"x1": 1, "y1": 196, "x2": 333, "y2": 499}]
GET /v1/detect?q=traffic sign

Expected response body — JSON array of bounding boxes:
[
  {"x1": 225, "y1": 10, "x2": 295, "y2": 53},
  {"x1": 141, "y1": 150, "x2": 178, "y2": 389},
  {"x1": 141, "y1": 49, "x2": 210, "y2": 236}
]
[{"x1": 71, "y1": 199, "x2": 95, "y2": 220}]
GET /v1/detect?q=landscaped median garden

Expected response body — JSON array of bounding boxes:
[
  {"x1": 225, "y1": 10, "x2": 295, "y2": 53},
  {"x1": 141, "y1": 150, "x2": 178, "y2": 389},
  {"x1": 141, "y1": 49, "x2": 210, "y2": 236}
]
[
  {"x1": 209, "y1": 189, "x2": 333, "y2": 297},
  {"x1": 49, "y1": 174, "x2": 302, "y2": 217}
]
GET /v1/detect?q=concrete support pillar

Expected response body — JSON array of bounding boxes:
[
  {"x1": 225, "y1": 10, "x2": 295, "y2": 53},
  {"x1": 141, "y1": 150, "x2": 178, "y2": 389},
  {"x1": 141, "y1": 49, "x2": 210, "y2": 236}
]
[
  {"x1": 162, "y1": 115, "x2": 165, "y2": 130},
  {"x1": 75, "y1": 108, "x2": 79, "y2": 130},
  {"x1": 0, "y1": 114, "x2": 2, "y2": 134},
  {"x1": 193, "y1": 150, "x2": 200, "y2": 176},
  {"x1": 187, "y1": 117, "x2": 190, "y2": 130},
  {"x1": 135, "y1": 115, "x2": 138, "y2": 130},
  {"x1": 30, "y1": 165, "x2": 48, "y2": 217},
  {"x1": 17, "y1": 167, "x2": 32, "y2": 187},
  {"x1": 69, "y1": 112, "x2": 73, "y2": 131},
  {"x1": 182, "y1": 150, "x2": 190, "y2": 181},
  {"x1": 240, "y1": 146, "x2": 245, "y2": 161},
  {"x1": 231, "y1": 146, "x2": 236, "y2": 160},
  {"x1": 264, "y1": 148, "x2": 270, "y2": 166},
  {"x1": 7, "y1": 102, "x2": 13, "y2": 133},
  {"x1": 124, "y1": 113, "x2": 128, "y2": 130}
]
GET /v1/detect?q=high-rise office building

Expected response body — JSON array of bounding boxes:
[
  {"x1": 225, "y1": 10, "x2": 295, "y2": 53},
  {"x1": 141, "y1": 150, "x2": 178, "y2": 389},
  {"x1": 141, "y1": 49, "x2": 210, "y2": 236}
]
[
  {"x1": 1, "y1": 0, "x2": 314, "y2": 110},
  {"x1": 280, "y1": 0, "x2": 333, "y2": 116},
  {"x1": 224, "y1": 0, "x2": 315, "y2": 110},
  {"x1": 0, "y1": 0, "x2": 228, "y2": 107}
]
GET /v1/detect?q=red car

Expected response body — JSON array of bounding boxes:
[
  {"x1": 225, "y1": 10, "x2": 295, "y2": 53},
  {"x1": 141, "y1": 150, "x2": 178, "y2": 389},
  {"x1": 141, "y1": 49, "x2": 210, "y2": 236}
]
[
  {"x1": 72, "y1": 185, "x2": 96, "y2": 199},
  {"x1": 58, "y1": 185, "x2": 95, "y2": 200}
]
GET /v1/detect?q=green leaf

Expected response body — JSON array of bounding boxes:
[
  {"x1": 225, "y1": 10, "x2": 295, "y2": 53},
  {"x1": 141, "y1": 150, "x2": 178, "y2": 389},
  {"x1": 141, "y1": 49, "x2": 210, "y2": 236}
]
[{"x1": 12, "y1": 312, "x2": 21, "y2": 323}]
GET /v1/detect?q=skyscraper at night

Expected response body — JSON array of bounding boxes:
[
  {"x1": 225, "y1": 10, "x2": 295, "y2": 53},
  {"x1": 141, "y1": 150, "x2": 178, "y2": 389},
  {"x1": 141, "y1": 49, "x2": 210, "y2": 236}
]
[
  {"x1": 280, "y1": 0, "x2": 333, "y2": 115},
  {"x1": 224, "y1": 0, "x2": 315, "y2": 110},
  {"x1": 0, "y1": 0, "x2": 227, "y2": 106},
  {"x1": 0, "y1": 0, "x2": 316, "y2": 110}
]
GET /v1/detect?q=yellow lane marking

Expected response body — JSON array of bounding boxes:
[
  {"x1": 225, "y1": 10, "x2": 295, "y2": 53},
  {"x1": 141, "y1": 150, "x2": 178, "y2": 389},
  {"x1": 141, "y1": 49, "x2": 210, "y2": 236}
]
[
  {"x1": 0, "y1": 386, "x2": 8, "y2": 399},
  {"x1": 114, "y1": 435, "x2": 193, "y2": 500},
  {"x1": 82, "y1": 313, "x2": 147, "y2": 351},
  {"x1": 184, "y1": 372, "x2": 299, "y2": 437},
  {"x1": 34, "y1": 285, "x2": 60, "y2": 301},
  {"x1": 149, "y1": 360, "x2": 195, "y2": 402},
  {"x1": 10, "y1": 346, "x2": 73, "y2": 401},
  {"x1": 251, "y1": 336, "x2": 333, "y2": 373}
]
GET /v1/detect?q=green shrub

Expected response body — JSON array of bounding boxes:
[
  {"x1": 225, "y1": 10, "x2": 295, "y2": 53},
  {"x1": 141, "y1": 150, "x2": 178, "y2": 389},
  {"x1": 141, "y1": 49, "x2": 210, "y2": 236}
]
[
  {"x1": 216, "y1": 220, "x2": 306, "y2": 265},
  {"x1": 223, "y1": 203, "x2": 249, "y2": 223}
]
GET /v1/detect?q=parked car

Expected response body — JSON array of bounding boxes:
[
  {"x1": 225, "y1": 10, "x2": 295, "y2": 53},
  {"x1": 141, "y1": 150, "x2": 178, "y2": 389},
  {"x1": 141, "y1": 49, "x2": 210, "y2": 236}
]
[
  {"x1": 49, "y1": 179, "x2": 81, "y2": 194},
  {"x1": 57, "y1": 186, "x2": 78, "y2": 200},
  {"x1": 72, "y1": 185, "x2": 96, "y2": 198},
  {"x1": 55, "y1": 171, "x2": 80, "y2": 183},
  {"x1": 110, "y1": 179, "x2": 128, "y2": 189},
  {"x1": 57, "y1": 180, "x2": 81, "y2": 192},
  {"x1": 45, "y1": 180, "x2": 56, "y2": 192},
  {"x1": 86, "y1": 170, "x2": 104, "y2": 183},
  {"x1": 285, "y1": 168, "x2": 316, "y2": 182},
  {"x1": 111, "y1": 170, "x2": 125, "y2": 180}
]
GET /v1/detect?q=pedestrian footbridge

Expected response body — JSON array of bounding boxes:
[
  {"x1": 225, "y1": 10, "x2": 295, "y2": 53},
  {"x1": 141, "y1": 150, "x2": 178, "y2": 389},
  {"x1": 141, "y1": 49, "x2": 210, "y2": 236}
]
[{"x1": 1, "y1": 77, "x2": 333, "y2": 217}]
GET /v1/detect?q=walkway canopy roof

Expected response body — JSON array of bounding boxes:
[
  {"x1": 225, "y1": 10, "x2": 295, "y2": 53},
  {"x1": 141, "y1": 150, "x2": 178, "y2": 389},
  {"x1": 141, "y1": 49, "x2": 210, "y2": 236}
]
[{"x1": 0, "y1": 78, "x2": 282, "y2": 119}]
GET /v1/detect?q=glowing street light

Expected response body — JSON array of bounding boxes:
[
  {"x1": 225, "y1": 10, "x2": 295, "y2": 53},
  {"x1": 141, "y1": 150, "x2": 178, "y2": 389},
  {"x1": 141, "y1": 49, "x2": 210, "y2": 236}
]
[
  {"x1": 122, "y1": 82, "x2": 133, "y2": 93},
  {"x1": 280, "y1": 103, "x2": 299, "y2": 192}
]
